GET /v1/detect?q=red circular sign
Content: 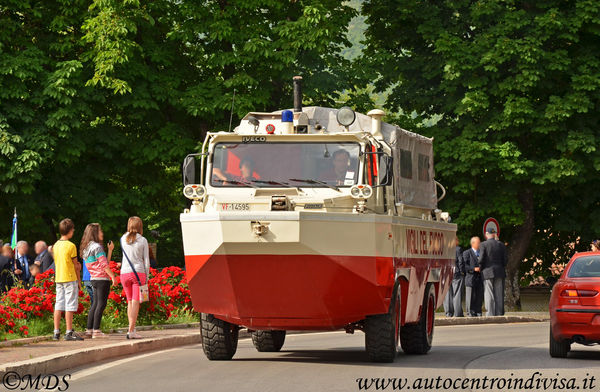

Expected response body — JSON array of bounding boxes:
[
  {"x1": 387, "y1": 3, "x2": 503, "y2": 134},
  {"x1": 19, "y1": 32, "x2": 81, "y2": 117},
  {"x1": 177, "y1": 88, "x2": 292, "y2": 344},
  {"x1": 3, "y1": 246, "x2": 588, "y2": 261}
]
[
  {"x1": 483, "y1": 217, "x2": 500, "y2": 237},
  {"x1": 265, "y1": 124, "x2": 275, "y2": 134}
]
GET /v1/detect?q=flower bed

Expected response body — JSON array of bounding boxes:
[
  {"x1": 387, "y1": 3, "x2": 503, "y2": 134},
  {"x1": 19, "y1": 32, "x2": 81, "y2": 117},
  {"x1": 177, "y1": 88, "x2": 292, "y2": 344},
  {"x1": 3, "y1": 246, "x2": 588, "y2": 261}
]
[{"x1": 0, "y1": 263, "x2": 195, "y2": 340}]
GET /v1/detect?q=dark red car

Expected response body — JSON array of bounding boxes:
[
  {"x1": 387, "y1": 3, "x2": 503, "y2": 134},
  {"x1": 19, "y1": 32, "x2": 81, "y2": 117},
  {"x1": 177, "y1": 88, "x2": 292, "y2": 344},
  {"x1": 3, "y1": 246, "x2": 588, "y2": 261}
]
[{"x1": 548, "y1": 251, "x2": 600, "y2": 357}]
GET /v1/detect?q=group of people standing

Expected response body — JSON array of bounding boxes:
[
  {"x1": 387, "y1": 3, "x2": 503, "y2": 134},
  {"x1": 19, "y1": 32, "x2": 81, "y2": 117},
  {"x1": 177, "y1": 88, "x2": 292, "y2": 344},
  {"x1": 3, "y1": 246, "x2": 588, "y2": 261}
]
[
  {"x1": 53, "y1": 216, "x2": 151, "y2": 341},
  {"x1": 444, "y1": 227, "x2": 508, "y2": 317},
  {"x1": 0, "y1": 240, "x2": 54, "y2": 291},
  {"x1": 1, "y1": 216, "x2": 152, "y2": 341}
]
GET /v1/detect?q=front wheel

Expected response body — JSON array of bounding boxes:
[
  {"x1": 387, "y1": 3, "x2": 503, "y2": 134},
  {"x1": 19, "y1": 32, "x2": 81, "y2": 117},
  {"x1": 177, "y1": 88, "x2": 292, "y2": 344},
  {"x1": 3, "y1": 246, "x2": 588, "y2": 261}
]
[
  {"x1": 549, "y1": 326, "x2": 570, "y2": 358},
  {"x1": 364, "y1": 285, "x2": 401, "y2": 362},
  {"x1": 252, "y1": 330, "x2": 286, "y2": 352},
  {"x1": 200, "y1": 313, "x2": 239, "y2": 360},
  {"x1": 401, "y1": 283, "x2": 435, "y2": 354}
]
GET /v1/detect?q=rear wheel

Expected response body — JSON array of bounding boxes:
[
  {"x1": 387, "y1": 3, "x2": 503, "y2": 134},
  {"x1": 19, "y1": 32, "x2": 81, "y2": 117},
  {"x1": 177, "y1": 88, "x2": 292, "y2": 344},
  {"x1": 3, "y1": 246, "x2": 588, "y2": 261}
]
[
  {"x1": 251, "y1": 330, "x2": 286, "y2": 352},
  {"x1": 365, "y1": 285, "x2": 401, "y2": 362},
  {"x1": 401, "y1": 283, "x2": 435, "y2": 354},
  {"x1": 200, "y1": 313, "x2": 239, "y2": 360},
  {"x1": 549, "y1": 326, "x2": 570, "y2": 358}
]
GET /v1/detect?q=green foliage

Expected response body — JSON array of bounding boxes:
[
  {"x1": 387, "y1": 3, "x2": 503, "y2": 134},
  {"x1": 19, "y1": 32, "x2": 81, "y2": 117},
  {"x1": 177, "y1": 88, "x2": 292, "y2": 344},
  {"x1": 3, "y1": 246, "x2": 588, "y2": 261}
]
[
  {"x1": 360, "y1": 0, "x2": 600, "y2": 279},
  {"x1": 0, "y1": 0, "x2": 356, "y2": 264},
  {"x1": 162, "y1": 309, "x2": 200, "y2": 325}
]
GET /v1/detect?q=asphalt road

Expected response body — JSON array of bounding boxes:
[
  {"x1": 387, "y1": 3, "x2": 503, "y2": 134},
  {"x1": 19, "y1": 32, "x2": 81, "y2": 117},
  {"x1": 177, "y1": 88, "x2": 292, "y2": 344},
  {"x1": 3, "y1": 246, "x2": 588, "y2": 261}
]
[{"x1": 65, "y1": 323, "x2": 600, "y2": 392}]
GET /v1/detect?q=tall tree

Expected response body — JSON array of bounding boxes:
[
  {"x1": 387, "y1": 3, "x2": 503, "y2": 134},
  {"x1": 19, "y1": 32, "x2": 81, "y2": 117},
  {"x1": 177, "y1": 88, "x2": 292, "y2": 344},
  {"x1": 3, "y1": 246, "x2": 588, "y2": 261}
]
[
  {"x1": 361, "y1": 0, "x2": 600, "y2": 306},
  {"x1": 0, "y1": 0, "x2": 355, "y2": 263}
]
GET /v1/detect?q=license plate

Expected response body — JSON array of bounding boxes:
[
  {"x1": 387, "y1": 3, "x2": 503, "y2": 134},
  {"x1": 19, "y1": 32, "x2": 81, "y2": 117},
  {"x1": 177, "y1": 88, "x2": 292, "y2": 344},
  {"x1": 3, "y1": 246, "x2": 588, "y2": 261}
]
[{"x1": 220, "y1": 203, "x2": 250, "y2": 211}]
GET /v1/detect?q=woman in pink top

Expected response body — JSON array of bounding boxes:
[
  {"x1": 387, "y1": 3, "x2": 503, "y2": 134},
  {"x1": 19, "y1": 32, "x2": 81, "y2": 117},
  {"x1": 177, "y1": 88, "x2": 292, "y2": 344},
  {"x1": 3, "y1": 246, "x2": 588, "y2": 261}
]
[{"x1": 80, "y1": 223, "x2": 117, "y2": 338}]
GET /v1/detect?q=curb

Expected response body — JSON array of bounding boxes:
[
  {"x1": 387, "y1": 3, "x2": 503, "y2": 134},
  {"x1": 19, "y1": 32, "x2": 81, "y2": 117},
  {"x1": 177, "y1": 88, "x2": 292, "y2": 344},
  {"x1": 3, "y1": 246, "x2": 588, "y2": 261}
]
[
  {"x1": 1, "y1": 316, "x2": 547, "y2": 348},
  {"x1": 0, "y1": 333, "x2": 201, "y2": 379},
  {"x1": 436, "y1": 315, "x2": 548, "y2": 326}
]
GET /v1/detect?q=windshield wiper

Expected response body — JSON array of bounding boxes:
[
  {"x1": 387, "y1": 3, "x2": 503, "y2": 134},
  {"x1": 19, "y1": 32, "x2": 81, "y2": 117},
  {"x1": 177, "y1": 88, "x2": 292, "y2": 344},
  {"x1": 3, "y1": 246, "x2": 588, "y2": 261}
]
[
  {"x1": 288, "y1": 178, "x2": 341, "y2": 192},
  {"x1": 251, "y1": 180, "x2": 291, "y2": 187},
  {"x1": 213, "y1": 178, "x2": 259, "y2": 188}
]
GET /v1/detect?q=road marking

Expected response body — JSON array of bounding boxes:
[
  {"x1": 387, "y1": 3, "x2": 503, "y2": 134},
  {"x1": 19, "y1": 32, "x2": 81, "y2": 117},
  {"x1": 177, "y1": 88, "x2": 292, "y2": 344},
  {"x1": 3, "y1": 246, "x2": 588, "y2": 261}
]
[
  {"x1": 70, "y1": 323, "x2": 541, "y2": 379},
  {"x1": 69, "y1": 347, "x2": 182, "y2": 381},
  {"x1": 70, "y1": 331, "x2": 345, "y2": 380}
]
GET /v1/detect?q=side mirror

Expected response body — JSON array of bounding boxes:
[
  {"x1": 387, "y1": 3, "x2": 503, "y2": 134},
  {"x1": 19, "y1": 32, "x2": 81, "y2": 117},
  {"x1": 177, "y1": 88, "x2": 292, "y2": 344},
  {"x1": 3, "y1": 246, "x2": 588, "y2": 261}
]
[
  {"x1": 182, "y1": 155, "x2": 196, "y2": 186},
  {"x1": 546, "y1": 276, "x2": 558, "y2": 287},
  {"x1": 378, "y1": 155, "x2": 393, "y2": 186}
]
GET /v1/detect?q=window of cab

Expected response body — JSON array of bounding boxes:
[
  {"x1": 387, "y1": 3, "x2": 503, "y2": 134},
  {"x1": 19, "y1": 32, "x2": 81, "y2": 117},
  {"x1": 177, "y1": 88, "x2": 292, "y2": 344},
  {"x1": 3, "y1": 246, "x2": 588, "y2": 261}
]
[{"x1": 210, "y1": 142, "x2": 361, "y2": 188}]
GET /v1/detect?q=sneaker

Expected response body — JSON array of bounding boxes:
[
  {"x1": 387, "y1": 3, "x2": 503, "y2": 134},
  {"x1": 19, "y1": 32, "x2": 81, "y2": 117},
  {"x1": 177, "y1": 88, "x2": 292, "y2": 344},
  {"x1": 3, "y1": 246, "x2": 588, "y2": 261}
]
[
  {"x1": 52, "y1": 332, "x2": 60, "y2": 341},
  {"x1": 126, "y1": 331, "x2": 142, "y2": 339},
  {"x1": 85, "y1": 329, "x2": 93, "y2": 338},
  {"x1": 64, "y1": 331, "x2": 84, "y2": 341}
]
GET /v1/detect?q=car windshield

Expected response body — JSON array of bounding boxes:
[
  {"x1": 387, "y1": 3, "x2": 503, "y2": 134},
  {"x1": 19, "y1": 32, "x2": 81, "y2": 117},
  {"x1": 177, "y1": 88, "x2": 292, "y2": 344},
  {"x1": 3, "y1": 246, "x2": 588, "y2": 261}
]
[
  {"x1": 568, "y1": 256, "x2": 600, "y2": 278},
  {"x1": 210, "y1": 142, "x2": 361, "y2": 188}
]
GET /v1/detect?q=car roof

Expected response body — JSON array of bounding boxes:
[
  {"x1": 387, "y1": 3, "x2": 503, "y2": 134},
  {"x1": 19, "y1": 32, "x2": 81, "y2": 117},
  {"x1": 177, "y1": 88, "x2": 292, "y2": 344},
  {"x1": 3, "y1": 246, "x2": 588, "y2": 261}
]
[{"x1": 573, "y1": 251, "x2": 600, "y2": 258}]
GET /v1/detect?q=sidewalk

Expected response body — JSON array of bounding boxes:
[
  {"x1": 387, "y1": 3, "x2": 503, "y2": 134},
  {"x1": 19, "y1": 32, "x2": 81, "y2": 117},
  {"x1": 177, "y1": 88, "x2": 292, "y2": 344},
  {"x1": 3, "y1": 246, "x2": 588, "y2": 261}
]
[{"x1": 0, "y1": 327, "x2": 197, "y2": 367}]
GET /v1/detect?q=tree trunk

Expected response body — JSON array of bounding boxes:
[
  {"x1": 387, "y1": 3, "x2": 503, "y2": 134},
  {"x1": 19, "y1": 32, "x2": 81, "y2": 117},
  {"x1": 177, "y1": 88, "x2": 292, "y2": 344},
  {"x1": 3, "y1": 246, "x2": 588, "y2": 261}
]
[
  {"x1": 42, "y1": 214, "x2": 57, "y2": 245},
  {"x1": 505, "y1": 189, "x2": 535, "y2": 310}
]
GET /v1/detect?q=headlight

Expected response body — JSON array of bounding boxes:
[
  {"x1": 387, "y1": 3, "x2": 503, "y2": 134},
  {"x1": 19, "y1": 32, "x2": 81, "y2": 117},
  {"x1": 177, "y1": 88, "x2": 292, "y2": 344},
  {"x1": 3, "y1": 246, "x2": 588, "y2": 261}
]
[
  {"x1": 336, "y1": 106, "x2": 356, "y2": 127},
  {"x1": 362, "y1": 185, "x2": 373, "y2": 198},
  {"x1": 183, "y1": 185, "x2": 195, "y2": 198},
  {"x1": 183, "y1": 184, "x2": 206, "y2": 200},
  {"x1": 350, "y1": 185, "x2": 373, "y2": 199}
]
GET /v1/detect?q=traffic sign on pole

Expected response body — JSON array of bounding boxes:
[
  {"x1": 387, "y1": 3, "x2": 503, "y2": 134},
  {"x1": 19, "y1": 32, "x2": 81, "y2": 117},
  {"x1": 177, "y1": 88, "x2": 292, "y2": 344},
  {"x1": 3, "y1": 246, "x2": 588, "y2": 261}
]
[{"x1": 483, "y1": 217, "x2": 500, "y2": 237}]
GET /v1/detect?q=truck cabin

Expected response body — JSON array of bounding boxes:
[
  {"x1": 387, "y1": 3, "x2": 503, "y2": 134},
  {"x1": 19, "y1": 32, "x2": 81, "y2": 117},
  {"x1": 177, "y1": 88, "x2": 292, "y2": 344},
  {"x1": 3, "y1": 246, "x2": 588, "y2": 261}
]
[{"x1": 182, "y1": 105, "x2": 441, "y2": 219}]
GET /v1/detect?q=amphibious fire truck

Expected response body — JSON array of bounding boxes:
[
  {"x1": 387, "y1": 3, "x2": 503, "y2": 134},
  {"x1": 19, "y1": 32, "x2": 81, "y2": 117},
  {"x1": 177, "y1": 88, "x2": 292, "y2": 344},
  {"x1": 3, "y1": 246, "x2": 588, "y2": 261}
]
[{"x1": 180, "y1": 77, "x2": 457, "y2": 362}]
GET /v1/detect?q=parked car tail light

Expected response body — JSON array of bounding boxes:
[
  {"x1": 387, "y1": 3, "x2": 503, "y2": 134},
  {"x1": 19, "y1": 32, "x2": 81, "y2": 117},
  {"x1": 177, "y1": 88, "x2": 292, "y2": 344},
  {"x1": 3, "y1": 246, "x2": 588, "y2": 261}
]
[
  {"x1": 561, "y1": 289, "x2": 578, "y2": 297},
  {"x1": 560, "y1": 289, "x2": 598, "y2": 297},
  {"x1": 577, "y1": 290, "x2": 598, "y2": 297}
]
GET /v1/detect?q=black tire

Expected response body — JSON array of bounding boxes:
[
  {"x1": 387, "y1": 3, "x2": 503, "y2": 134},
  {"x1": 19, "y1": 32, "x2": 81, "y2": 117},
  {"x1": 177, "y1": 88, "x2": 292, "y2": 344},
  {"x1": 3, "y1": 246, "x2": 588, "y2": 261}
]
[
  {"x1": 364, "y1": 285, "x2": 401, "y2": 362},
  {"x1": 401, "y1": 283, "x2": 435, "y2": 355},
  {"x1": 200, "y1": 313, "x2": 239, "y2": 360},
  {"x1": 549, "y1": 326, "x2": 570, "y2": 358},
  {"x1": 251, "y1": 330, "x2": 286, "y2": 352}
]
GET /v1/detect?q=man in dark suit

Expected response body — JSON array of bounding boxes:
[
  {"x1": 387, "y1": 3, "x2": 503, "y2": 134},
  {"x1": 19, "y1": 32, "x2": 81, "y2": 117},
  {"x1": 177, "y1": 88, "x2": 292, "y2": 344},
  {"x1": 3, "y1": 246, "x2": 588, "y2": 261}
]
[
  {"x1": 463, "y1": 236, "x2": 483, "y2": 316},
  {"x1": 34, "y1": 241, "x2": 54, "y2": 273},
  {"x1": 443, "y1": 237, "x2": 465, "y2": 317},
  {"x1": 0, "y1": 240, "x2": 13, "y2": 293},
  {"x1": 478, "y1": 228, "x2": 508, "y2": 316},
  {"x1": 13, "y1": 240, "x2": 32, "y2": 283}
]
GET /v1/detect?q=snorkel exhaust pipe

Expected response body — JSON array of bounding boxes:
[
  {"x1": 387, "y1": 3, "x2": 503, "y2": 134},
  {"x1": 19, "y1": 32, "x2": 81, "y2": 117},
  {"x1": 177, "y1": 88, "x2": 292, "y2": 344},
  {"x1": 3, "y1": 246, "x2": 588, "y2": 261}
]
[{"x1": 293, "y1": 76, "x2": 303, "y2": 113}]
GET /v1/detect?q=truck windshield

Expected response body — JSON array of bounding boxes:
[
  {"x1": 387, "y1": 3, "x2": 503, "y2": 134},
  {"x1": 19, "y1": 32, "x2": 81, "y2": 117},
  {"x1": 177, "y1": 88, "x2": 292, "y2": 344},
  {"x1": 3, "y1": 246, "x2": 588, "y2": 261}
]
[{"x1": 210, "y1": 142, "x2": 361, "y2": 188}]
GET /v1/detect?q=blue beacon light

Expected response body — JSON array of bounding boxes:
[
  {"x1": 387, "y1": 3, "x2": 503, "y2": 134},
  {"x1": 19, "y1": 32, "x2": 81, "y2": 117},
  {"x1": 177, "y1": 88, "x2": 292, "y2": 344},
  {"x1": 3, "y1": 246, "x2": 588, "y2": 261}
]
[
  {"x1": 281, "y1": 110, "x2": 294, "y2": 134},
  {"x1": 281, "y1": 110, "x2": 293, "y2": 122}
]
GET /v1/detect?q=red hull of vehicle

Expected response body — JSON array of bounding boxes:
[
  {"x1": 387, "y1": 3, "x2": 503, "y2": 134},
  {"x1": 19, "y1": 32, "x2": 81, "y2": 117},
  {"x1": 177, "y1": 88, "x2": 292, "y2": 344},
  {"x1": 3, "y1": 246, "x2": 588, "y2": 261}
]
[{"x1": 185, "y1": 253, "x2": 453, "y2": 330}]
